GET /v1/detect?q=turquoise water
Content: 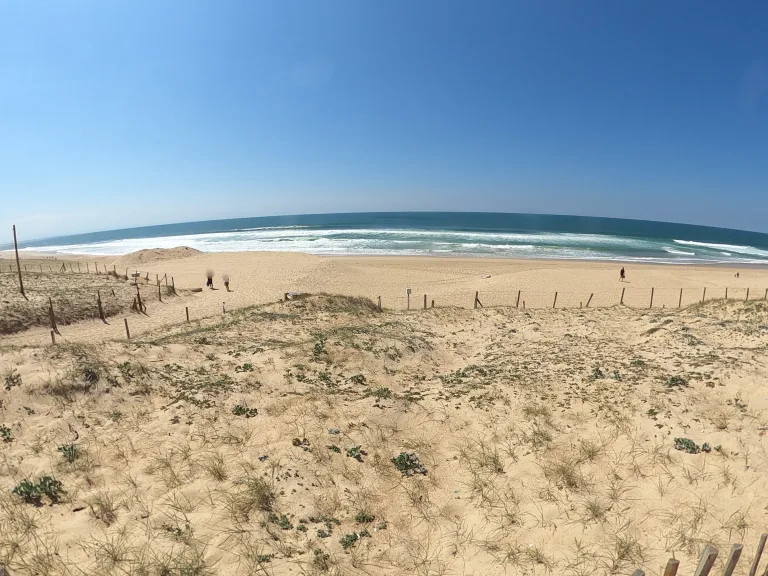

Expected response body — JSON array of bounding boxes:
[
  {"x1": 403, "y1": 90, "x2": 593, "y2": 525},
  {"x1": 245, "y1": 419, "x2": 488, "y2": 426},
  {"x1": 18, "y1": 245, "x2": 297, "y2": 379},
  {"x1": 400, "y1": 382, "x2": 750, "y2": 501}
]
[{"x1": 9, "y1": 212, "x2": 768, "y2": 265}]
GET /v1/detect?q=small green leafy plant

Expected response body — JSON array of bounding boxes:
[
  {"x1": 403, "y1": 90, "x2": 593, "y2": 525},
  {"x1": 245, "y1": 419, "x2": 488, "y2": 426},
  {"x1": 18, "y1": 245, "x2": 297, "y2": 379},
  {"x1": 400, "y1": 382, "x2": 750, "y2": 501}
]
[
  {"x1": 232, "y1": 404, "x2": 258, "y2": 418},
  {"x1": 667, "y1": 375, "x2": 688, "y2": 388},
  {"x1": 340, "y1": 530, "x2": 371, "y2": 550},
  {"x1": 235, "y1": 363, "x2": 254, "y2": 373},
  {"x1": 57, "y1": 444, "x2": 80, "y2": 463},
  {"x1": 369, "y1": 387, "x2": 392, "y2": 399},
  {"x1": 326, "y1": 444, "x2": 341, "y2": 453},
  {"x1": 391, "y1": 452, "x2": 428, "y2": 476},
  {"x1": 346, "y1": 445, "x2": 367, "y2": 462},
  {"x1": 354, "y1": 511, "x2": 375, "y2": 524},
  {"x1": 12, "y1": 476, "x2": 65, "y2": 505},
  {"x1": 674, "y1": 437, "x2": 700, "y2": 454},
  {"x1": 268, "y1": 513, "x2": 293, "y2": 530},
  {"x1": 4, "y1": 369, "x2": 22, "y2": 390},
  {"x1": 0, "y1": 425, "x2": 12, "y2": 443}
]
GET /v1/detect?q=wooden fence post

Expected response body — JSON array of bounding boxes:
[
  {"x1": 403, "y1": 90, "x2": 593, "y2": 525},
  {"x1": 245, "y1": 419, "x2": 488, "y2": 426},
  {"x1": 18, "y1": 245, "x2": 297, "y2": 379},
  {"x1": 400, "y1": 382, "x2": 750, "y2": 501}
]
[
  {"x1": 586, "y1": 293, "x2": 593, "y2": 308},
  {"x1": 95, "y1": 263, "x2": 99, "y2": 274},
  {"x1": 474, "y1": 291, "x2": 483, "y2": 308},
  {"x1": 86, "y1": 262, "x2": 89, "y2": 273},
  {"x1": 51, "y1": 330, "x2": 56, "y2": 345},
  {"x1": 222, "y1": 301, "x2": 226, "y2": 314},
  {"x1": 12, "y1": 225, "x2": 25, "y2": 298},
  {"x1": 620, "y1": 287, "x2": 625, "y2": 305},
  {"x1": 702, "y1": 287, "x2": 706, "y2": 303},
  {"x1": 49, "y1": 297, "x2": 61, "y2": 335},
  {"x1": 377, "y1": 296, "x2": 381, "y2": 312},
  {"x1": 721, "y1": 544, "x2": 742, "y2": 576},
  {"x1": 679, "y1": 288, "x2": 683, "y2": 308},
  {"x1": 78, "y1": 262, "x2": 81, "y2": 273},
  {"x1": 136, "y1": 287, "x2": 144, "y2": 313},
  {"x1": 186, "y1": 306, "x2": 190, "y2": 322},
  {"x1": 663, "y1": 559, "x2": 680, "y2": 576},
  {"x1": 764, "y1": 288, "x2": 767, "y2": 301},
  {"x1": 649, "y1": 287, "x2": 654, "y2": 309},
  {"x1": 552, "y1": 292, "x2": 558, "y2": 308},
  {"x1": 693, "y1": 544, "x2": 718, "y2": 576},
  {"x1": 171, "y1": 277, "x2": 176, "y2": 294},
  {"x1": 748, "y1": 533, "x2": 767, "y2": 576},
  {"x1": 124, "y1": 318, "x2": 131, "y2": 339},
  {"x1": 725, "y1": 287, "x2": 728, "y2": 300},
  {"x1": 423, "y1": 294, "x2": 427, "y2": 310},
  {"x1": 746, "y1": 288, "x2": 750, "y2": 302},
  {"x1": 516, "y1": 290, "x2": 521, "y2": 309},
  {"x1": 474, "y1": 291, "x2": 478, "y2": 309},
  {"x1": 97, "y1": 291, "x2": 107, "y2": 323},
  {"x1": 431, "y1": 299, "x2": 434, "y2": 308}
]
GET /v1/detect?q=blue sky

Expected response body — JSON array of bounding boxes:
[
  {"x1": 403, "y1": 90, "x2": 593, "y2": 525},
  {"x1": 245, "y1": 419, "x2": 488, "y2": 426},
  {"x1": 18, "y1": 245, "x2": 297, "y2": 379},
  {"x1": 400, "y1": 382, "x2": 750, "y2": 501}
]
[{"x1": 1, "y1": 1, "x2": 768, "y2": 239}]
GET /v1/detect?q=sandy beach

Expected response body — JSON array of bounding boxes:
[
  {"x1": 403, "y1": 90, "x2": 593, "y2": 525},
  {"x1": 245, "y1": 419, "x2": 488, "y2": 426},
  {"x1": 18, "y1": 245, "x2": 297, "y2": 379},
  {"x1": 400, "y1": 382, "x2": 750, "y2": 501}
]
[{"x1": 3, "y1": 249, "x2": 768, "y2": 345}]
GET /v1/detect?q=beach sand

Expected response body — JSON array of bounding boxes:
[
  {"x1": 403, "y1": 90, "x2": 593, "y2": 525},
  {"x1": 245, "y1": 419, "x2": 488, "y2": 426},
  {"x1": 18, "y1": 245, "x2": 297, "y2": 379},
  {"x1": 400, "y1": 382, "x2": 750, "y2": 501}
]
[
  {"x1": 3, "y1": 249, "x2": 768, "y2": 345},
  {"x1": 2, "y1": 250, "x2": 768, "y2": 575}
]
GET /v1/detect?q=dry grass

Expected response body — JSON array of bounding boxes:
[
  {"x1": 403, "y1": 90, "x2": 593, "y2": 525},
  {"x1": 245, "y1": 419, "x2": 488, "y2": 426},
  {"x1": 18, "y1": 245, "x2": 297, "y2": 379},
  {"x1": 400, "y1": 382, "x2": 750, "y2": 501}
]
[
  {"x1": 1, "y1": 295, "x2": 767, "y2": 575},
  {"x1": 0, "y1": 268, "x2": 135, "y2": 334}
]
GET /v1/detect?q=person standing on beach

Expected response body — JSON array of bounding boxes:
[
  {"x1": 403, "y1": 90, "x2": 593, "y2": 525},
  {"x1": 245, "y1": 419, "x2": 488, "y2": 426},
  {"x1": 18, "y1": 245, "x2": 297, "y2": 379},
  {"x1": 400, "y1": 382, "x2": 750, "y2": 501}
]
[
  {"x1": 206, "y1": 270, "x2": 214, "y2": 289},
  {"x1": 620, "y1": 267, "x2": 626, "y2": 282}
]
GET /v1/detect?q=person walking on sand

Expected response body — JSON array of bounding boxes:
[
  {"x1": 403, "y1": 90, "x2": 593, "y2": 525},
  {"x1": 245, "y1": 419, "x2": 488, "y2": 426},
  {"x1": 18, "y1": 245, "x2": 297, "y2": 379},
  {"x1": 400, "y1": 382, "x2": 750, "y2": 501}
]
[
  {"x1": 206, "y1": 270, "x2": 214, "y2": 289},
  {"x1": 620, "y1": 267, "x2": 626, "y2": 282}
]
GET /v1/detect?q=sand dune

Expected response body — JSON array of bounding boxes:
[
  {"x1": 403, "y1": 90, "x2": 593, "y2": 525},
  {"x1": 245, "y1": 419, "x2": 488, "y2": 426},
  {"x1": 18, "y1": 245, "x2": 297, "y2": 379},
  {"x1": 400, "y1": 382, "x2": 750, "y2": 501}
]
[{"x1": 2, "y1": 290, "x2": 768, "y2": 575}]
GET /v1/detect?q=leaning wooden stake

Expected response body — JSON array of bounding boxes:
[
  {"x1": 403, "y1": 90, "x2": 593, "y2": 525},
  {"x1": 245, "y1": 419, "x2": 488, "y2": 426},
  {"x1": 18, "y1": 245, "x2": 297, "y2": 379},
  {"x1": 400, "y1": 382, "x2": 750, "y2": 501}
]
[
  {"x1": 12, "y1": 225, "x2": 25, "y2": 298},
  {"x1": 48, "y1": 297, "x2": 61, "y2": 335},
  {"x1": 516, "y1": 290, "x2": 521, "y2": 308},
  {"x1": 424, "y1": 294, "x2": 427, "y2": 310},
  {"x1": 620, "y1": 287, "x2": 625, "y2": 305},
  {"x1": 222, "y1": 301, "x2": 226, "y2": 314},
  {"x1": 377, "y1": 296, "x2": 382, "y2": 312},
  {"x1": 702, "y1": 287, "x2": 706, "y2": 303},
  {"x1": 586, "y1": 293, "x2": 593, "y2": 308},
  {"x1": 157, "y1": 281, "x2": 162, "y2": 302},
  {"x1": 50, "y1": 330, "x2": 56, "y2": 345},
  {"x1": 185, "y1": 306, "x2": 190, "y2": 322},
  {"x1": 679, "y1": 288, "x2": 683, "y2": 308},
  {"x1": 474, "y1": 291, "x2": 483, "y2": 308},
  {"x1": 746, "y1": 288, "x2": 750, "y2": 301},
  {"x1": 663, "y1": 558, "x2": 680, "y2": 576},
  {"x1": 750, "y1": 533, "x2": 768, "y2": 576},
  {"x1": 136, "y1": 287, "x2": 144, "y2": 313},
  {"x1": 722, "y1": 544, "x2": 743, "y2": 576},
  {"x1": 124, "y1": 318, "x2": 131, "y2": 339},
  {"x1": 97, "y1": 291, "x2": 107, "y2": 323},
  {"x1": 649, "y1": 287, "x2": 654, "y2": 309},
  {"x1": 171, "y1": 276, "x2": 176, "y2": 294},
  {"x1": 693, "y1": 544, "x2": 718, "y2": 576},
  {"x1": 764, "y1": 288, "x2": 767, "y2": 301},
  {"x1": 726, "y1": 287, "x2": 728, "y2": 300}
]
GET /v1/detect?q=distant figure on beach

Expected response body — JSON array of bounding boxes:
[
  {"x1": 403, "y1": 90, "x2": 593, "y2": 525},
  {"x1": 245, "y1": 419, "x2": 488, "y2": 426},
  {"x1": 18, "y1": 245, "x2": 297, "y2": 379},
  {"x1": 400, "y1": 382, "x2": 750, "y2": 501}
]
[
  {"x1": 620, "y1": 267, "x2": 626, "y2": 282},
  {"x1": 206, "y1": 270, "x2": 214, "y2": 289},
  {"x1": 223, "y1": 274, "x2": 230, "y2": 292},
  {"x1": 735, "y1": 272, "x2": 740, "y2": 278}
]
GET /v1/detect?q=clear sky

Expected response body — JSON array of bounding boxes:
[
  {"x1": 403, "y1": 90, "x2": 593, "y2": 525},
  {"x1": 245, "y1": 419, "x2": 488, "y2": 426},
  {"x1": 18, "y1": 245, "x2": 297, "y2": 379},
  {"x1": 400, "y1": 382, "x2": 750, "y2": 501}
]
[{"x1": 1, "y1": 1, "x2": 768, "y2": 239}]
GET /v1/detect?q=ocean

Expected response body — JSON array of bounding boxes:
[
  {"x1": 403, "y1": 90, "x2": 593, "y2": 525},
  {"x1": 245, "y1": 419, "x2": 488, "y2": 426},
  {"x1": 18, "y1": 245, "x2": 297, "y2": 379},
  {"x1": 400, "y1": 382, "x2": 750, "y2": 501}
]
[{"x1": 9, "y1": 212, "x2": 768, "y2": 265}]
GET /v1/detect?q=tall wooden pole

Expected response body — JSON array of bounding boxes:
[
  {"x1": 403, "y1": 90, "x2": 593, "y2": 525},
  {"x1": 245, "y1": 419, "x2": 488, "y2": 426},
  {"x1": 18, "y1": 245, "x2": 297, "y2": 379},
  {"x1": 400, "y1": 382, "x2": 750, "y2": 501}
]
[{"x1": 12, "y1": 225, "x2": 25, "y2": 298}]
